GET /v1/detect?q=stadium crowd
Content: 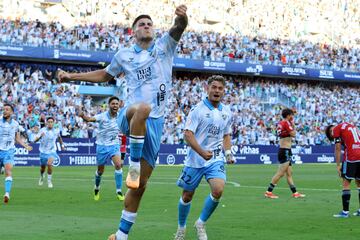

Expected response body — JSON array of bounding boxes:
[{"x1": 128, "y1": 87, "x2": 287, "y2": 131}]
[
  {"x1": 0, "y1": 0, "x2": 359, "y2": 72},
  {"x1": 164, "y1": 75, "x2": 360, "y2": 145},
  {"x1": 1, "y1": 64, "x2": 359, "y2": 146}
]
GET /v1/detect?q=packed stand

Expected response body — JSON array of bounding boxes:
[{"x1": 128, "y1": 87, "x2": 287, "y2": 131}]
[
  {"x1": 0, "y1": 0, "x2": 359, "y2": 72},
  {"x1": 163, "y1": 75, "x2": 360, "y2": 145},
  {"x1": 0, "y1": 62, "x2": 106, "y2": 142},
  {"x1": 1, "y1": 63, "x2": 360, "y2": 146}
]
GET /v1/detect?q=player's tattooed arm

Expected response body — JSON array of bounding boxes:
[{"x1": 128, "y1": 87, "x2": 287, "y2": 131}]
[{"x1": 169, "y1": 5, "x2": 188, "y2": 41}]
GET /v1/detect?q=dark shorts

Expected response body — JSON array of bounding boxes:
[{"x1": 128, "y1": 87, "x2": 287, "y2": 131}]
[
  {"x1": 278, "y1": 148, "x2": 292, "y2": 165},
  {"x1": 341, "y1": 161, "x2": 360, "y2": 180}
]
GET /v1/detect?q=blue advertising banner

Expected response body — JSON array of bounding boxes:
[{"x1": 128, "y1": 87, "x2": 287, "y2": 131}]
[
  {"x1": 1, "y1": 44, "x2": 360, "y2": 82},
  {"x1": 13, "y1": 139, "x2": 335, "y2": 167}
]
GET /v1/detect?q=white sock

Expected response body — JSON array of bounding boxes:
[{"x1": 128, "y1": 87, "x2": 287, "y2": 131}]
[
  {"x1": 129, "y1": 160, "x2": 140, "y2": 169},
  {"x1": 116, "y1": 230, "x2": 128, "y2": 240},
  {"x1": 48, "y1": 174, "x2": 52, "y2": 182},
  {"x1": 196, "y1": 218, "x2": 205, "y2": 225}
]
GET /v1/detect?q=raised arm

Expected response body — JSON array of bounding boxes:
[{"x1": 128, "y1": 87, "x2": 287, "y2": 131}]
[
  {"x1": 57, "y1": 69, "x2": 113, "y2": 84},
  {"x1": 169, "y1": 5, "x2": 188, "y2": 41},
  {"x1": 79, "y1": 111, "x2": 97, "y2": 122}
]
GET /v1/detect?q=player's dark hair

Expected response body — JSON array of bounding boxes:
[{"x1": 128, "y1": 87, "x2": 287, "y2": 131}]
[
  {"x1": 281, "y1": 108, "x2": 294, "y2": 119},
  {"x1": 325, "y1": 125, "x2": 334, "y2": 141},
  {"x1": 47, "y1": 116, "x2": 54, "y2": 122},
  {"x1": 3, "y1": 103, "x2": 14, "y2": 112},
  {"x1": 207, "y1": 75, "x2": 226, "y2": 86},
  {"x1": 132, "y1": 15, "x2": 152, "y2": 29},
  {"x1": 108, "y1": 96, "x2": 120, "y2": 104}
]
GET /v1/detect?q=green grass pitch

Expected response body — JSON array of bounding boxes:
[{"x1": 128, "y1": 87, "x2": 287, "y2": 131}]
[{"x1": 1, "y1": 164, "x2": 359, "y2": 239}]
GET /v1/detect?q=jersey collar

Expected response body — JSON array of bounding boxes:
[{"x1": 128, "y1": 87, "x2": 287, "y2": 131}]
[
  {"x1": 133, "y1": 42, "x2": 155, "y2": 53},
  {"x1": 107, "y1": 111, "x2": 118, "y2": 119},
  {"x1": 2, "y1": 117, "x2": 13, "y2": 124},
  {"x1": 203, "y1": 98, "x2": 223, "y2": 111}
]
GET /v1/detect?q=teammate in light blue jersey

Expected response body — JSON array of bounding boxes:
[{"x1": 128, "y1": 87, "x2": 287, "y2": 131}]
[
  {"x1": 0, "y1": 103, "x2": 32, "y2": 204},
  {"x1": 34, "y1": 116, "x2": 65, "y2": 189},
  {"x1": 80, "y1": 96, "x2": 124, "y2": 201},
  {"x1": 174, "y1": 76, "x2": 235, "y2": 240},
  {"x1": 58, "y1": 5, "x2": 188, "y2": 240}
]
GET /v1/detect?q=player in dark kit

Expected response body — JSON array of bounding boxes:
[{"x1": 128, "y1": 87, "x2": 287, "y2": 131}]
[
  {"x1": 325, "y1": 123, "x2": 360, "y2": 218},
  {"x1": 264, "y1": 108, "x2": 305, "y2": 199}
]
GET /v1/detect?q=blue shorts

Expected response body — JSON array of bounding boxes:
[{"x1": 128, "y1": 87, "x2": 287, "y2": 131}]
[
  {"x1": 0, "y1": 149, "x2": 15, "y2": 166},
  {"x1": 177, "y1": 161, "x2": 226, "y2": 192},
  {"x1": 117, "y1": 106, "x2": 164, "y2": 168},
  {"x1": 40, "y1": 152, "x2": 60, "y2": 166},
  {"x1": 96, "y1": 144, "x2": 120, "y2": 166}
]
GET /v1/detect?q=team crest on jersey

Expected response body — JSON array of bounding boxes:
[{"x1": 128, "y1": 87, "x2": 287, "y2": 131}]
[
  {"x1": 222, "y1": 114, "x2": 227, "y2": 120},
  {"x1": 205, "y1": 113, "x2": 211, "y2": 118},
  {"x1": 128, "y1": 57, "x2": 134, "y2": 63}
]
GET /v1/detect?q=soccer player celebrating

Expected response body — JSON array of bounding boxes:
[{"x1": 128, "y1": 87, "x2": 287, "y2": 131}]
[
  {"x1": 264, "y1": 108, "x2": 305, "y2": 199},
  {"x1": 325, "y1": 123, "x2": 360, "y2": 218},
  {"x1": 34, "y1": 116, "x2": 65, "y2": 188},
  {"x1": 0, "y1": 103, "x2": 32, "y2": 203},
  {"x1": 174, "y1": 75, "x2": 235, "y2": 240},
  {"x1": 58, "y1": 6, "x2": 187, "y2": 238},
  {"x1": 80, "y1": 96, "x2": 124, "y2": 201}
]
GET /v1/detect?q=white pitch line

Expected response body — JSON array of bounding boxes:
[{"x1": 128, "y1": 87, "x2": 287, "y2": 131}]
[
  {"x1": 227, "y1": 181, "x2": 241, "y2": 187},
  {"x1": 13, "y1": 176, "x2": 345, "y2": 192}
]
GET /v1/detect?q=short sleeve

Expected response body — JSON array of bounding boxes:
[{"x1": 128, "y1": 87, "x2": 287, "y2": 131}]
[
  {"x1": 185, "y1": 108, "x2": 199, "y2": 133},
  {"x1": 105, "y1": 51, "x2": 124, "y2": 77},
  {"x1": 94, "y1": 113, "x2": 104, "y2": 123},
  {"x1": 224, "y1": 112, "x2": 233, "y2": 135},
  {"x1": 284, "y1": 121, "x2": 293, "y2": 132},
  {"x1": 332, "y1": 124, "x2": 341, "y2": 138},
  {"x1": 156, "y1": 33, "x2": 178, "y2": 56},
  {"x1": 36, "y1": 128, "x2": 45, "y2": 140}
]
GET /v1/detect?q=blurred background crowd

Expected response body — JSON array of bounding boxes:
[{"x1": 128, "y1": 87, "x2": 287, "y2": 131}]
[{"x1": 0, "y1": 0, "x2": 359, "y2": 145}]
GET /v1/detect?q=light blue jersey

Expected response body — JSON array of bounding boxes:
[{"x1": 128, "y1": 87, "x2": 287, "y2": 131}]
[
  {"x1": 0, "y1": 118, "x2": 19, "y2": 151},
  {"x1": 184, "y1": 98, "x2": 232, "y2": 168},
  {"x1": 94, "y1": 112, "x2": 120, "y2": 146},
  {"x1": 38, "y1": 127, "x2": 60, "y2": 154},
  {"x1": 105, "y1": 33, "x2": 177, "y2": 118}
]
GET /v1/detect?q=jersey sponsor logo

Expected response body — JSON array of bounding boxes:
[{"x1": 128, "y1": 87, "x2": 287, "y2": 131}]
[
  {"x1": 157, "y1": 84, "x2": 166, "y2": 106},
  {"x1": 208, "y1": 124, "x2": 220, "y2": 135},
  {"x1": 353, "y1": 144, "x2": 360, "y2": 149},
  {"x1": 136, "y1": 67, "x2": 151, "y2": 82}
]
